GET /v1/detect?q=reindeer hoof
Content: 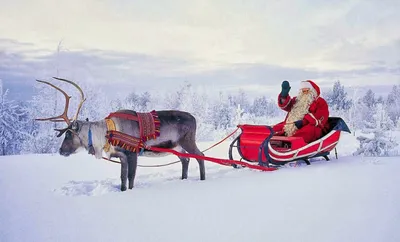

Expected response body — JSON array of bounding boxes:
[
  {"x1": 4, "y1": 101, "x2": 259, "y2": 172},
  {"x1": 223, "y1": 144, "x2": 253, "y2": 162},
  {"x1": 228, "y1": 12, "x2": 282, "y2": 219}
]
[{"x1": 121, "y1": 185, "x2": 127, "y2": 191}]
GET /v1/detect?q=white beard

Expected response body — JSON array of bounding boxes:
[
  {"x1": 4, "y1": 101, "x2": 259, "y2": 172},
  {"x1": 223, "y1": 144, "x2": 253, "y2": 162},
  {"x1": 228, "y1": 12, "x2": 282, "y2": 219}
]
[{"x1": 283, "y1": 90, "x2": 316, "y2": 136}]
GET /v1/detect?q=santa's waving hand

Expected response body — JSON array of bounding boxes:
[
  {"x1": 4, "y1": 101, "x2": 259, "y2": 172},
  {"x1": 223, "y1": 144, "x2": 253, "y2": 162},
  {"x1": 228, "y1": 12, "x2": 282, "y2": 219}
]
[{"x1": 272, "y1": 80, "x2": 330, "y2": 143}]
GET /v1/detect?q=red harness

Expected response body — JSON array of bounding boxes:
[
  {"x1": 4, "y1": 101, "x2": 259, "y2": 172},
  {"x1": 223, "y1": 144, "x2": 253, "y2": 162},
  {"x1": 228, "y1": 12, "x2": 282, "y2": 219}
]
[{"x1": 104, "y1": 110, "x2": 161, "y2": 152}]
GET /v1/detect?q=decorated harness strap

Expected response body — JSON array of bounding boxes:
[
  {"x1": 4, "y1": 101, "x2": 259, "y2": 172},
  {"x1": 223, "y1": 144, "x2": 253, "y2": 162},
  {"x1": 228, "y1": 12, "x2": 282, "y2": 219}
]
[{"x1": 103, "y1": 110, "x2": 161, "y2": 153}]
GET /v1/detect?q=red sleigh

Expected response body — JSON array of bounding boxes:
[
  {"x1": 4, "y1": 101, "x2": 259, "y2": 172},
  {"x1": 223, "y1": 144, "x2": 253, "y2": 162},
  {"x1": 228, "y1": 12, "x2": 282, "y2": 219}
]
[{"x1": 228, "y1": 117, "x2": 351, "y2": 167}]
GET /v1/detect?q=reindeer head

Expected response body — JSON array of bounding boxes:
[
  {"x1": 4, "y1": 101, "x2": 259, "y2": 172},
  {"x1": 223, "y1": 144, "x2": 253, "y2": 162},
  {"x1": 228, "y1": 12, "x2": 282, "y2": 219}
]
[
  {"x1": 56, "y1": 120, "x2": 87, "y2": 156},
  {"x1": 35, "y1": 77, "x2": 87, "y2": 156}
]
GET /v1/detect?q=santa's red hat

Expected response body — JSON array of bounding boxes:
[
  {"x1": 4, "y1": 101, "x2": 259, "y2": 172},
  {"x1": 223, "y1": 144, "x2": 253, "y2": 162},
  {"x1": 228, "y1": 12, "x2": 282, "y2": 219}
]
[{"x1": 300, "y1": 80, "x2": 320, "y2": 96}]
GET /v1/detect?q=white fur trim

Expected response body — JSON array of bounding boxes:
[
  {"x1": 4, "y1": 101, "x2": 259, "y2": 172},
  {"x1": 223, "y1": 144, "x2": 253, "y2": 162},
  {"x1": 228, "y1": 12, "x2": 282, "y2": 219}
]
[
  {"x1": 280, "y1": 98, "x2": 292, "y2": 109},
  {"x1": 300, "y1": 81, "x2": 313, "y2": 90},
  {"x1": 309, "y1": 113, "x2": 319, "y2": 126}
]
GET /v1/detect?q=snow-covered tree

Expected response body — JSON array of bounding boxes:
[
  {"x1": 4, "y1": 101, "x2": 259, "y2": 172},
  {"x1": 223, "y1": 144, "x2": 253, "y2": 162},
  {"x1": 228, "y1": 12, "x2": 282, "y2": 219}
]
[
  {"x1": 21, "y1": 41, "x2": 69, "y2": 154},
  {"x1": 0, "y1": 80, "x2": 29, "y2": 155},
  {"x1": 376, "y1": 95, "x2": 384, "y2": 104},
  {"x1": 188, "y1": 87, "x2": 215, "y2": 141},
  {"x1": 346, "y1": 87, "x2": 363, "y2": 135},
  {"x1": 355, "y1": 89, "x2": 378, "y2": 129},
  {"x1": 10, "y1": 101, "x2": 31, "y2": 154},
  {"x1": 75, "y1": 81, "x2": 114, "y2": 121},
  {"x1": 157, "y1": 82, "x2": 214, "y2": 141},
  {"x1": 354, "y1": 131, "x2": 398, "y2": 157},
  {"x1": 249, "y1": 96, "x2": 280, "y2": 117},
  {"x1": 162, "y1": 82, "x2": 191, "y2": 110},
  {"x1": 362, "y1": 89, "x2": 377, "y2": 109},
  {"x1": 395, "y1": 117, "x2": 400, "y2": 131},
  {"x1": 354, "y1": 102, "x2": 398, "y2": 157},
  {"x1": 123, "y1": 91, "x2": 152, "y2": 112},
  {"x1": 232, "y1": 104, "x2": 244, "y2": 125},
  {"x1": 109, "y1": 97, "x2": 124, "y2": 111},
  {"x1": 385, "y1": 85, "x2": 400, "y2": 124},
  {"x1": 21, "y1": 80, "x2": 62, "y2": 154},
  {"x1": 375, "y1": 103, "x2": 395, "y2": 131},
  {"x1": 228, "y1": 89, "x2": 251, "y2": 113},
  {"x1": 210, "y1": 91, "x2": 235, "y2": 130},
  {"x1": 325, "y1": 80, "x2": 352, "y2": 112}
]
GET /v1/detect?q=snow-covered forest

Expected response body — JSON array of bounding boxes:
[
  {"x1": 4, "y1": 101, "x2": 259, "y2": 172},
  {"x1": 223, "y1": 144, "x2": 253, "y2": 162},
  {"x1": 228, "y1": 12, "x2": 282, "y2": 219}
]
[{"x1": 1, "y1": 78, "x2": 399, "y2": 156}]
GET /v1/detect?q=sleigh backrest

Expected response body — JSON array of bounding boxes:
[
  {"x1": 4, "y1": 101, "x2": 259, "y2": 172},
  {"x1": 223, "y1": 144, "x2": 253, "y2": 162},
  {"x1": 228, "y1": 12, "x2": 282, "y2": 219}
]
[{"x1": 325, "y1": 117, "x2": 351, "y2": 135}]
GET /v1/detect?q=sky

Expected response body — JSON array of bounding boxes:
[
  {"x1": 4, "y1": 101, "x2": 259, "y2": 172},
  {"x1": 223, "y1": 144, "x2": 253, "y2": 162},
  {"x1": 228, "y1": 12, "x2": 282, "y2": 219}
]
[{"x1": 1, "y1": 0, "x2": 399, "y2": 100}]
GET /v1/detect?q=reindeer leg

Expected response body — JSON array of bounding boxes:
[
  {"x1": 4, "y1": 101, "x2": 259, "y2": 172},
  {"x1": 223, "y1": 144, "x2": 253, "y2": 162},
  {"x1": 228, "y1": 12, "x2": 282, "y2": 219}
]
[
  {"x1": 178, "y1": 149, "x2": 189, "y2": 180},
  {"x1": 180, "y1": 142, "x2": 205, "y2": 181},
  {"x1": 128, "y1": 152, "x2": 138, "y2": 189},
  {"x1": 118, "y1": 152, "x2": 129, "y2": 191}
]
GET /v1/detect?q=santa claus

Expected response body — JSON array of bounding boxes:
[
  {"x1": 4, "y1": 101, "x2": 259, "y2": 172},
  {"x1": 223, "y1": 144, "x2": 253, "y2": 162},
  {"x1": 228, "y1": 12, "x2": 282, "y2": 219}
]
[{"x1": 272, "y1": 80, "x2": 330, "y2": 143}]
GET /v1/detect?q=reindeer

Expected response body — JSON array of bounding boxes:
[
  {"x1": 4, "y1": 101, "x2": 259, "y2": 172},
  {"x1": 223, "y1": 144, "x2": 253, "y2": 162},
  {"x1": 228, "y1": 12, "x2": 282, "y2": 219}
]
[{"x1": 35, "y1": 77, "x2": 206, "y2": 191}]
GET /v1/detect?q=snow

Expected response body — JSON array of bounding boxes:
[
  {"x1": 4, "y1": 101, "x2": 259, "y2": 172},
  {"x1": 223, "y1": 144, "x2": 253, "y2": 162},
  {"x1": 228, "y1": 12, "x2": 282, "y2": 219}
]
[{"x1": 1, "y1": 132, "x2": 400, "y2": 242}]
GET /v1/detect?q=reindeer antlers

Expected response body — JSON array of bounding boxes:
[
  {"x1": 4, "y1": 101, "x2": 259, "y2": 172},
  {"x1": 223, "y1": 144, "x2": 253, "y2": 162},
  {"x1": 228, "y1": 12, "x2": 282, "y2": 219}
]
[
  {"x1": 35, "y1": 77, "x2": 86, "y2": 125},
  {"x1": 52, "y1": 77, "x2": 86, "y2": 121}
]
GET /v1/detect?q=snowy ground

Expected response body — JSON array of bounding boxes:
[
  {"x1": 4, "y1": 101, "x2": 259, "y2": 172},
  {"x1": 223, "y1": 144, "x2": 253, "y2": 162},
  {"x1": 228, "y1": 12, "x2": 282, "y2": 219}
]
[{"x1": 1, "y1": 132, "x2": 400, "y2": 242}]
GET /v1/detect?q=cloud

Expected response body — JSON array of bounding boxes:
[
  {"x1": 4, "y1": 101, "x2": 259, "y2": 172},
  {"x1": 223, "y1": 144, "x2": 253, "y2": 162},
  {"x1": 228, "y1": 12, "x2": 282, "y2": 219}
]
[
  {"x1": 1, "y1": 0, "x2": 399, "y2": 72},
  {"x1": 1, "y1": 0, "x2": 399, "y2": 100},
  {"x1": 1, "y1": 38, "x2": 398, "y2": 103}
]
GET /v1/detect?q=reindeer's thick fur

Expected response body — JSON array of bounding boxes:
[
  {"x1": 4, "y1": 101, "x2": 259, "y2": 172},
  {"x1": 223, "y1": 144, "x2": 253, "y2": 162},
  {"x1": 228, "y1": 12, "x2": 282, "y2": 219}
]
[{"x1": 59, "y1": 110, "x2": 205, "y2": 191}]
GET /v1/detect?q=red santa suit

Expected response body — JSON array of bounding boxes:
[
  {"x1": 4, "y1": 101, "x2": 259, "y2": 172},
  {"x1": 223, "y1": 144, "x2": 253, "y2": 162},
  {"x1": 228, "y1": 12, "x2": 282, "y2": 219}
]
[{"x1": 272, "y1": 80, "x2": 330, "y2": 143}]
